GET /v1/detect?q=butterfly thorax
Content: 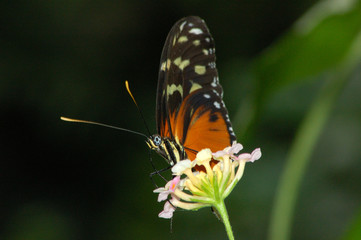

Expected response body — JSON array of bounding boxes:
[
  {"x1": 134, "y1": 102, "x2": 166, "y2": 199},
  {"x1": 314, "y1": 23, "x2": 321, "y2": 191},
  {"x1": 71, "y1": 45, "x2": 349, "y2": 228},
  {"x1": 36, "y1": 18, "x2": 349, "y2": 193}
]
[{"x1": 146, "y1": 134, "x2": 186, "y2": 165}]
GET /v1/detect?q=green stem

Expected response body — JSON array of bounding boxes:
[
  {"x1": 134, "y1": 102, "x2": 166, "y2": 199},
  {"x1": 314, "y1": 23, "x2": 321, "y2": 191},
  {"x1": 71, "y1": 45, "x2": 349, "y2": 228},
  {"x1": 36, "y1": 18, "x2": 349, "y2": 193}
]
[
  {"x1": 268, "y1": 30, "x2": 361, "y2": 240},
  {"x1": 215, "y1": 200, "x2": 235, "y2": 240}
]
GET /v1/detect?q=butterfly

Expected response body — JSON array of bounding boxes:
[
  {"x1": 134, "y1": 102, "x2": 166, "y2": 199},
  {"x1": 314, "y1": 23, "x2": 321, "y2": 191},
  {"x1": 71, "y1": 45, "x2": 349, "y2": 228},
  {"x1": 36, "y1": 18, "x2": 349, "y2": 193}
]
[{"x1": 146, "y1": 16, "x2": 236, "y2": 166}]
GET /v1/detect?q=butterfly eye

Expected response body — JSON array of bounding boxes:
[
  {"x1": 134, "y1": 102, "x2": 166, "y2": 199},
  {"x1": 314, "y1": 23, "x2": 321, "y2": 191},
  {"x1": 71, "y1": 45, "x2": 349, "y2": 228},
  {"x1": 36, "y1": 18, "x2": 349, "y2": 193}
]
[{"x1": 152, "y1": 135, "x2": 162, "y2": 146}]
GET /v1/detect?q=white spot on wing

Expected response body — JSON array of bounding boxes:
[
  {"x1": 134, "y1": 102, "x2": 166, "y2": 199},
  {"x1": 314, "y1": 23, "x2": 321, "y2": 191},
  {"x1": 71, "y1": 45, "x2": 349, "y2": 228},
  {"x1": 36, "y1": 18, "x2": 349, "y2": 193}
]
[
  {"x1": 211, "y1": 76, "x2": 217, "y2": 87},
  {"x1": 203, "y1": 94, "x2": 211, "y2": 99},
  {"x1": 214, "y1": 101, "x2": 221, "y2": 109},
  {"x1": 189, "y1": 28, "x2": 203, "y2": 35},
  {"x1": 208, "y1": 62, "x2": 216, "y2": 68}
]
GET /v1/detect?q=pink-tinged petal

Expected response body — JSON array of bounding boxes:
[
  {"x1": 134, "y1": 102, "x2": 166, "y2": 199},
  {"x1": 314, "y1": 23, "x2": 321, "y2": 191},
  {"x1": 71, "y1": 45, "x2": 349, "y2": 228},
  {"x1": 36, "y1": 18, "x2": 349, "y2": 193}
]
[
  {"x1": 154, "y1": 186, "x2": 171, "y2": 202},
  {"x1": 213, "y1": 150, "x2": 227, "y2": 158},
  {"x1": 229, "y1": 143, "x2": 243, "y2": 155},
  {"x1": 158, "y1": 201, "x2": 176, "y2": 219},
  {"x1": 169, "y1": 176, "x2": 181, "y2": 191},
  {"x1": 155, "y1": 176, "x2": 182, "y2": 202},
  {"x1": 236, "y1": 153, "x2": 251, "y2": 161},
  {"x1": 236, "y1": 148, "x2": 262, "y2": 162},
  {"x1": 249, "y1": 148, "x2": 262, "y2": 162},
  {"x1": 157, "y1": 190, "x2": 171, "y2": 202},
  {"x1": 214, "y1": 143, "x2": 244, "y2": 159}
]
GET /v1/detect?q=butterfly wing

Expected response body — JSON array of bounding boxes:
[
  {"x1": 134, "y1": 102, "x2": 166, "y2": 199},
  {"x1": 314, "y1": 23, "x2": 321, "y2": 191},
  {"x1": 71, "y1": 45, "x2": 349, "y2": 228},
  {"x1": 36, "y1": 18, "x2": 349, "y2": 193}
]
[{"x1": 156, "y1": 16, "x2": 236, "y2": 160}]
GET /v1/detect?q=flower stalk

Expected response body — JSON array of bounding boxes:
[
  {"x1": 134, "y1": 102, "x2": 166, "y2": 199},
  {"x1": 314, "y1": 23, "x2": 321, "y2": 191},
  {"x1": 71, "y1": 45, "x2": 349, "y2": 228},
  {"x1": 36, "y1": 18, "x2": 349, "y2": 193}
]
[{"x1": 214, "y1": 199, "x2": 234, "y2": 240}]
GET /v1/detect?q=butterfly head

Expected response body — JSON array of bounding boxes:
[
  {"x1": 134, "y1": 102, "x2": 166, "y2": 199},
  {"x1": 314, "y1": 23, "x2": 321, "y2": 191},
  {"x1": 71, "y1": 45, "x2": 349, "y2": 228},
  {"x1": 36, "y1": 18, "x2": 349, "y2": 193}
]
[
  {"x1": 146, "y1": 134, "x2": 168, "y2": 163},
  {"x1": 146, "y1": 134, "x2": 185, "y2": 165},
  {"x1": 147, "y1": 134, "x2": 163, "y2": 149}
]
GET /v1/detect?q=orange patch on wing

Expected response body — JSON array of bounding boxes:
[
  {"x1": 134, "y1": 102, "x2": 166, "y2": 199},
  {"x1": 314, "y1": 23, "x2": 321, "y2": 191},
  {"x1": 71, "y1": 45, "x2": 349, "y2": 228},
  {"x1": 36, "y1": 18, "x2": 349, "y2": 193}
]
[
  {"x1": 183, "y1": 108, "x2": 231, "y2": 160},
  {"x1": 159, "y1": 96, "x2": 232, "y2": 163},
  {"x1": 160, "y1": 115, "x2": 172, "y2": 138}
]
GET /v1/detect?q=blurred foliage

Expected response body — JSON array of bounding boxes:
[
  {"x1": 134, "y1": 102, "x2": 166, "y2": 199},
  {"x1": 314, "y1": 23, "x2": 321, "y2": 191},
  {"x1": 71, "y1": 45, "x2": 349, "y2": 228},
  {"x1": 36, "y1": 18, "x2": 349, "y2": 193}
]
[
  {"x1": 342, "y1": 207, "x2": 361, "y2": 240},
  {"x1": 1, "y1": 0, "x2": 360, "y2": 240},
  {"x1": 233, "y1": 0, "x2": 361, "y2": 136}
]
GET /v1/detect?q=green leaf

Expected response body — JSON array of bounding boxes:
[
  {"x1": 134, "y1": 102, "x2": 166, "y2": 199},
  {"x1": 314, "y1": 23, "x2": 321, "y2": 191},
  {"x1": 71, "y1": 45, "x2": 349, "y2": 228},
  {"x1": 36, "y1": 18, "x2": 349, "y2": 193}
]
[
  {"x1": 233, "y1": 0, "x2": 361, "y2": 137},
  {"x1": 254, "y1": 0, "x2": 361, "y2": 99},
  {"x1": 341, "y1": 206, "x2": 361, "y2": 240}
]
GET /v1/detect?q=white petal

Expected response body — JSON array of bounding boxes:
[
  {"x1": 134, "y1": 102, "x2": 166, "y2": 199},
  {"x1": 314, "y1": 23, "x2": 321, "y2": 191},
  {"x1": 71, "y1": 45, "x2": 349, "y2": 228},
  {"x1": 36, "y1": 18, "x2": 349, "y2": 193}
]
[
  {"x1": 196, "y1": 148, "x2": 212, "y2": 162},
  {"x1": 153, "y1": 187, "x2": 166, "y2": 193},
  {"x1": 172, "y1": 159, "x2": 192, "y2": 175},
  {"x1": 213, "y1": 150, "x2": 227, "y2": 158},
  {"x1": 179, "y1": 178, "x2": 187, "y2": 188}
]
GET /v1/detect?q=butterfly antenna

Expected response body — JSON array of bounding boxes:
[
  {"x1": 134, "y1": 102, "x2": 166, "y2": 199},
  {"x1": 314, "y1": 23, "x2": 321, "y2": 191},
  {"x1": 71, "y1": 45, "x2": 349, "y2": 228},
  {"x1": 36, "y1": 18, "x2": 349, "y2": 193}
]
[
  {"x1": 60, "y1": 117, "x2": 148, "y2": 138},
  {"x1": 125, "y1": 81, "x2": 152, "y2": 136}
]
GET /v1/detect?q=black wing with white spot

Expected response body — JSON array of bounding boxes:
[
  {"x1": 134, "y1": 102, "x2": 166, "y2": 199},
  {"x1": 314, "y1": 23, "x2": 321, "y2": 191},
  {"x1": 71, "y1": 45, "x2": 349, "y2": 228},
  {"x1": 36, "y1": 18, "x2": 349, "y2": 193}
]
[{"x1": 155, "y1": 16, "x2": 236, "y2": 158}]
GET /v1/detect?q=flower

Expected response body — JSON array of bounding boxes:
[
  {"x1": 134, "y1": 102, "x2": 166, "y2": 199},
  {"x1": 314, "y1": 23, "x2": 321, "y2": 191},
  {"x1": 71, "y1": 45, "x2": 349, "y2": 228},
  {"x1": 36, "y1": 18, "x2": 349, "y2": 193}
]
[
  {"x1": 154, "y1": 142, "x2": 262, "y2": 219},
  {"x1": 153, "y1": 176, "x2": 181, "y2": 202}
]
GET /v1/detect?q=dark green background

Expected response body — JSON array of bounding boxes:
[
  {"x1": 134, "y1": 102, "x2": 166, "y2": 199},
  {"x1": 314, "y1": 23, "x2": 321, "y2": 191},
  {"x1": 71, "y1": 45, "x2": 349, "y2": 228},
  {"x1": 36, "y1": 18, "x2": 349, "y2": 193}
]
[{"x1": 1, "y1": 1, "x2": 360, "y2": 239}]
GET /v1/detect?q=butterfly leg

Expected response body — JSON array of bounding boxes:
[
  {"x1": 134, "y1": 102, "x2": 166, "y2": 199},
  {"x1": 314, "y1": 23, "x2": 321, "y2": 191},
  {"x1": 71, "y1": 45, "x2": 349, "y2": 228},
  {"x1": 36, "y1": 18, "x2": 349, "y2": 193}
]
[
  {"x1": 149, "y1": 165, "x2": 172, "y2": 183},
  {"x1": 148, "y1": 149, "x2": 172, "y2": 187}
]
